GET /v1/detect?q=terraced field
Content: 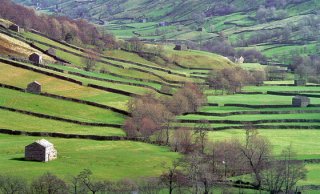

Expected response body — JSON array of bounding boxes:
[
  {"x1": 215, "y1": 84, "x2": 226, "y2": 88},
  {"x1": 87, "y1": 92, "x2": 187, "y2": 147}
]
[{"x1": 0, "y1": 25, "x2": 319, "y2": 190}]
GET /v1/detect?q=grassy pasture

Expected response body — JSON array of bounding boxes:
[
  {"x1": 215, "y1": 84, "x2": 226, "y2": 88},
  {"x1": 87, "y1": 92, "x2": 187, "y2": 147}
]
[
  {"x1": 0, "y1": 87, "x2": 125, "y2": 124},
  {"x1": 0, "y1": 134, "x2": 179, "y2": 181},
  {"x1": 0, "y1": 32, "x2": 53, "y2": 61},
  {"x1": 0, "y1": 109, "x2": 124, "y2": 136},
  {"x1": 177, "y1": 113, "x2": 320, "y2": 121},
  {"x1": 208, "y1": 129, "x2": 320, "y2": 160},
  {"x1": 207, "y1": 94, "x2": 320, "y2": 105},
  {"x1": 0, "y1": 62, "x2": 130, "y2": 109},
  {"x1": 199, "y1": 106, "x2": 320, "y2": 113}
]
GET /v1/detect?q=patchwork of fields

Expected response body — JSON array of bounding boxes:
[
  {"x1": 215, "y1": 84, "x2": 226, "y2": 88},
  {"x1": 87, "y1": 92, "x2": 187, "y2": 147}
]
[{"x1": 0, "y1": 25, "x2": 319, "y2": 191}]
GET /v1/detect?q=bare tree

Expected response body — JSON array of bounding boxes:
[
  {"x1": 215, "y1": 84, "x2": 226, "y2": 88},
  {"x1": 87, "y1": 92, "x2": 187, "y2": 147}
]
[
  {"x1": 77, "y1": 169, "x2": 105, "y2": 194},
  {"x1": 0, "y1": 175, "x2": 27, "y2": 194},
  {"x1": 31, "y1": 172, "x2": 68, "y2": 194},
  {"x1": 282, "y1": 146, "x2": 307, "y2": 193},
  {"x1": 193, "y1": 120, "x2": 210, "y2": 154},
  {"x1": 171, "y1": 128, "x2": 194, "y2": 154},
  {"x1": 240, "y1": 131, "x2": 272, "y2": 188},
  {"x1": 83, "y1": 51, "x2": 99, "y2": 72},
  {"x1": 160, "y1": 161, "x2": 186, "y2": 194}
]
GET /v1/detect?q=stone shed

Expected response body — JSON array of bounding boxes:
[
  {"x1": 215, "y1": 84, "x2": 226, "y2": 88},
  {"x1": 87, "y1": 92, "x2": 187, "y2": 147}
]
[
  {"x1": 159, "y1": 22, "x2": 167, "y2": 27},
  {"x1": 197, "y1": 27, "x2": 205, "y2": 32},
  {"x1": 292, "y1": 96, "x2": 310, "y2": 107},
  {"x1": 9, "y1": 24, "x2": 20, "y2": 32},
  {"x1": 235, "y1": 56, "x2": 245, "y2": 64},
  {"x1": 26, "y1": 81, "x2": 41, "y2": 94},
  {"x1": 25, "y1": 139, "x2": 57, "y2": 162},
  {"x1": 174, "y1": 44, "x2": 188, "y2": 51},
  {"x1": 29, "y1": 53, "x2": 43, "y2": 64}
]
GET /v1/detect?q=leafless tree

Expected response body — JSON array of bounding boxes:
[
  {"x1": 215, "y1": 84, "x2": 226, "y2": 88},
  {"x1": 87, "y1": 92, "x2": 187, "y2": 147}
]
[
  {"x1": 31, "y1": 172, "x2": 68, "y2": 194},
  {"x1": 0, "y1": 175, "x2": 27, "y2": 194}
]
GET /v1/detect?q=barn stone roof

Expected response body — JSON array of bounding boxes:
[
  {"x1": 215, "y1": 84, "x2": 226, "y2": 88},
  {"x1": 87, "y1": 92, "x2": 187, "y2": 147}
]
[
  {"x1": 35, "y1": 139, "x2": 54, "y2": 148},
  {"x1": 31, "y1": 81, "x2": 41, "y2": 86}
]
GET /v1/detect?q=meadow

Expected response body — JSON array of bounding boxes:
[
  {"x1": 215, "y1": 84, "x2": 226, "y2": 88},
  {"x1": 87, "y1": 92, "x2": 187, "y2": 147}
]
[
  {"x1": 0, "y1": 26, "x2": 319, "y2": 191},
  {"x1": 0, "y1": 134, "x2": 179, "y2": 181}
]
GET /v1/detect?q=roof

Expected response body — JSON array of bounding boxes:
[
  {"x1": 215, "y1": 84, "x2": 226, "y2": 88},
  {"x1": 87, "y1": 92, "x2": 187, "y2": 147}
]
[
  {"x1": 293, "y1": 96, "x2": 309, "y2": 100},
  {"x1": 35, "y1": 139, "x2": 54, "y2": 148},
  {"x1": 30, "y1": 53, "x2": 41, "y2": 57},
  {"x1": 30, "y1": 81, "x2": 41, "y2": 86}
]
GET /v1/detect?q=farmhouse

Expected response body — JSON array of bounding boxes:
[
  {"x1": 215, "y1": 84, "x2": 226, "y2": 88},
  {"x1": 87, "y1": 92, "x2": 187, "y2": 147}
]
[
  {"x1": 174, "y1": 44, "x2": 188, "y2": 51},
  {"x1": 26, "y1": 81, "x2": 41, "y2": 94},
  {"x1": 8, "y1": 24, "x2": 20, "y2": 32},
  {"x1": 29, "y1": 53, "x2": 43, "y2": 64},
  {"x1": 46, "y1": 48, "x2": 56, "y2": 56},
  {"x1": 25, "y1": 139, "x2": 57, "y2": 162},
  {"x1": 292, "y1": 96, "x2": 310, "y2": 107},
  {"x1": 294, "y1": 79, "x2": 306, "y2": 86}
]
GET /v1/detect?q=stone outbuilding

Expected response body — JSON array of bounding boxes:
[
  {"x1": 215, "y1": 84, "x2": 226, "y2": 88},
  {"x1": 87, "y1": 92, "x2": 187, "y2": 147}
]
[
  {"x1": 29, "y1": 53, "x2": 43, "y2": 64},
  {"x1": 174, "y1": 44, "x2": 188, "y2": 51},
  {"x1": 8, "y1": 24, "x2": 20, "y2": 32},
  {"x1": 235, "y1": 56, "x2": 245, "y2": 64},
  {"x1": 197, "y1": 27, "x2": 205, "y2": 32},
  {"x1": 46, "y1": 48, "x2": 56, "y2": 56},
  {"x1": 159, "y1": 22, "x2": 167, "y2": 27},
  {"x1": 25, "y1": 139, "x2": 57, "y2": 162},
  {"x1": 294, "y1": 79, "x2": 306, "y2": 86},
  {"x1": 292, "y1": 96, "x2": 310, "y2": 107},
  {"x1": 26, "y1": 81, "x2": 41, "y2": 94}
]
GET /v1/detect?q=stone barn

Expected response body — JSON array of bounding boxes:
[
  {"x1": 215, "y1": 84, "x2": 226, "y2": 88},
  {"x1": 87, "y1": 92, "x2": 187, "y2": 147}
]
[
  {"x1": 46, "y1": 48, "x2": 56, "y2": 56},
  {"x1": 25, "y1": 139, "x2": 57, "y2": 162},
  {"x1": 26, "y1": 81, "x2": 41, "y2": 94},
  {"x1": 292, "y1": 96, "x2": 310, "y2": 107},
  {"x1": 9, "y1": 24, "x2": 20, "y2": 32},
  {"x1": 29, "y1": 53, "x2": 43, "y2": 64},
  {"x1": 159, "y1": 22, "x2": 167, "y2": 27},
  {"x1": 197, "y1": 27, "x2": 205, "y2": 32},
  {"x1": 174, "y1": 44, "x2": 188, "y2": 51},
  {"x1": 294, "y1": 79, "x2": 306, "y2": 86},
  {"x1": 235, "y1": 56, "x2": 245, "y2": 64}
]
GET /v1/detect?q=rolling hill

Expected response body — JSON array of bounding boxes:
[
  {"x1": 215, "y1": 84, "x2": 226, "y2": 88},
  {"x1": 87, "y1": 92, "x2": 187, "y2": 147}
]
[
  {"x1": 14, "y1": 0, "x2": 320, "y2": 64},
  {"x1": 1, "y1": 1, "x2": 320, "y2": 192}
]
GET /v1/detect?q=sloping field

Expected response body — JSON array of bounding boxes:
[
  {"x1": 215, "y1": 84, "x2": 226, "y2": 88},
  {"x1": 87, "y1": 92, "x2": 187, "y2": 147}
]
[{"x1": 0, "y1": 134, "x2": 179, "y2": 181}]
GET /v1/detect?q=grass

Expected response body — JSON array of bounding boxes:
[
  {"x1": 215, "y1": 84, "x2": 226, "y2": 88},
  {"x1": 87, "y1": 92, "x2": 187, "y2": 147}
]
[
  {"x1": 177, "y1": 113, "x2": 320, "y2": 121},
  {"x1": 0, "y1": 134, "x2": 179, "y2": 181},
  {"x1": 0, "y1": 62, "x2": 130, "y2": 110},
  {"x1": 0, "y1": 32, "x2": 53, "y2": 61},
  {"x1": 0, "y1": 109, "x2": 125, "y2": 136},
  {"x1": 244, "y1": 85, "x2": 320, "y2": 93},
  {"x1": 208, "y1": 129, "x2": 320, "y2": 160},
  {"x1": 0, "y1": 87, "x2": 125, "y2": 124},
  {"x1": 207, "y1": 94, "x2": 320, "y2": 105},
  {"x1": 298, "y1": 164, "x2": 320, "y2": 186}
]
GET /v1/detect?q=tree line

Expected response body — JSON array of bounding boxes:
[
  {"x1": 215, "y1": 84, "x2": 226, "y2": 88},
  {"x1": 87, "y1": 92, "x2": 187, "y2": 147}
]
[
  {"x1": 0, "y1": 0, "x2": 118, "y2": 49},
  {"x1": 207, "y1": 67, "x2": 266, "y2": 94}
]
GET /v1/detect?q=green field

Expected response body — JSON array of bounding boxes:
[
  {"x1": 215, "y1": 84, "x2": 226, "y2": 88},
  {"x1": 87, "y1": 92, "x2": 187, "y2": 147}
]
[
  {"x1": 208, "y1": 129, "x2": 320, "y2": 160},
  {"x1": 0, "y1": 87, "x2": 124, "y2": 124},
  {"x1": 0, "y1": 134, "x2": 179, "y2": 181}
]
